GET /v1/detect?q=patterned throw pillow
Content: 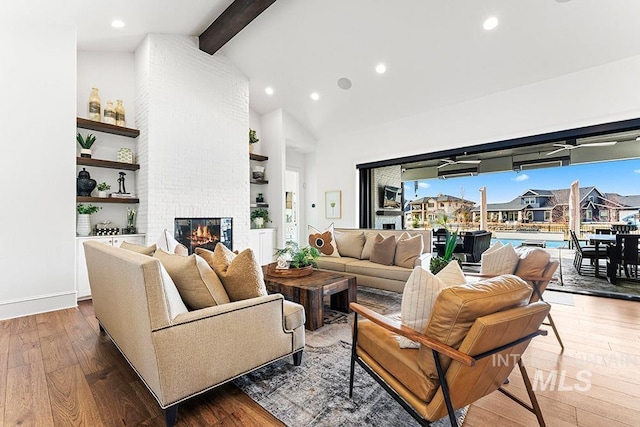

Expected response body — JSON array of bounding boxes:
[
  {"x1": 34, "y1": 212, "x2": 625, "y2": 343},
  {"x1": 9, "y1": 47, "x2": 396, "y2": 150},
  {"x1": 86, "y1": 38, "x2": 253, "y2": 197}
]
[
  {"x1": 398, "y1": 261, "x2": 467, "y2": 348},
  {"x1": 308, "y1": 223, "x2": 340, "y2": 257},
  {"x1": 153, "y1": 249, "x2": 230, "y2": 310},
  {"x1": 480, "y1": 243, "x2": 520, "y2": 276},
  {"x1": 202, "y1": 244, "x2": 268, "y2": 302}
]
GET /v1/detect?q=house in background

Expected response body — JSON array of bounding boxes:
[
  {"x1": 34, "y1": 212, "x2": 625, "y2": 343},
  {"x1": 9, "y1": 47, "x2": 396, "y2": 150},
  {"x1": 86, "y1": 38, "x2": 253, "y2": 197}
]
[
  {"x1": 471, "y1": 186, "x2": 640, "y2": 224},
  {"x1": 406, "y1": 194, "x2": 475, "y2": 227}
]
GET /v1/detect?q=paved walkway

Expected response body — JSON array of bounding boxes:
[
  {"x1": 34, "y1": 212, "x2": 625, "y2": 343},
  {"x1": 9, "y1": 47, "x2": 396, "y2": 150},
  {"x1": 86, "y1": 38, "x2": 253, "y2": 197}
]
[{"x1": 544, "y1": 247, "x2": 640, "y2": 300}]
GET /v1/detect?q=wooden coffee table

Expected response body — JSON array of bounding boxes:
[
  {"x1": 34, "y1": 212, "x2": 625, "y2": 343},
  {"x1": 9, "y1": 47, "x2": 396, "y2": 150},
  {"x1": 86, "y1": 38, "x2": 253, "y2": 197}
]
[{"x1": 262, "y1": 268, "x2": 357, "y2": 330}]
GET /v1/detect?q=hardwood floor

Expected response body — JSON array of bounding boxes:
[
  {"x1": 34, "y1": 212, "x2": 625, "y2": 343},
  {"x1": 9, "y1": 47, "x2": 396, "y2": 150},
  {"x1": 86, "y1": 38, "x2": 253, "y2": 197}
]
[{"x1": 0, "y1": 293, "x2": 638, "y2": 426}]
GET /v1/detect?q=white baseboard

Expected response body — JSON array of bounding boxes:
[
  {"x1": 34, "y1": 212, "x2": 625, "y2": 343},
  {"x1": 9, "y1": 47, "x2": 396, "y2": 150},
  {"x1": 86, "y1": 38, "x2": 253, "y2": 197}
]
[{"x1": 0, "y1": 291, "x2": 78, "y2": 321}]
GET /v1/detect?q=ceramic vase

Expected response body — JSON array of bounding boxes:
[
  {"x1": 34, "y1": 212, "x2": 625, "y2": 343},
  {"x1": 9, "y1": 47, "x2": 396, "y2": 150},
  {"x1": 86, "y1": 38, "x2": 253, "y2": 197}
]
[
  {"x1": 254, "y1": 217, "x2": 264, "y2": 229},
  {"x1": 77, "y1": 214, "x2": 91, "y2": 236}
]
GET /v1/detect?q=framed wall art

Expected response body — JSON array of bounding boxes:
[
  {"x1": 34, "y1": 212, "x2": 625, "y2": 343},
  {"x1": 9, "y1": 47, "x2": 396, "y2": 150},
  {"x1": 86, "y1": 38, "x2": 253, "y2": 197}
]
[{"x1": 325, "y1": 190, "x2": 342, "y2": 219}]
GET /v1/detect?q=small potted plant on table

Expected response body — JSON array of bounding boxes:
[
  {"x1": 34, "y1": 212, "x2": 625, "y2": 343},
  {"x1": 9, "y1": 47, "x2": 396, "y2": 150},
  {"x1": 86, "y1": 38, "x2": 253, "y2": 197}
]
[{"x1": 268, "y1": 241, "x2": 320, "y2": 278}]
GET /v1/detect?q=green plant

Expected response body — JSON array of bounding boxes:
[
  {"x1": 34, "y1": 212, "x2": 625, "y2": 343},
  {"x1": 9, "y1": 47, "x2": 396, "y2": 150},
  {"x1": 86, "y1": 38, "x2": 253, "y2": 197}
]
[
  {"x1": 274, "y1": 241, "x2": 320, "y2": 268},
  {"x1": 249, "y1": 128, "x2": 259, "y2": 144},
  {"x1": 76, "y1": 204, "x2": 101, "y2": 215},
  {"x1": 250, "y1": 208, "x2": 271, "y2": 222},
  {"x1": 76, "y1": 132, "x2": 96, "y2": 149},
  {"x1": 97, "y1": 182, "x2": 110, "y2": 191},
  {"x1": 430, "y1": 213, "x2": 460, "y2": 274}
]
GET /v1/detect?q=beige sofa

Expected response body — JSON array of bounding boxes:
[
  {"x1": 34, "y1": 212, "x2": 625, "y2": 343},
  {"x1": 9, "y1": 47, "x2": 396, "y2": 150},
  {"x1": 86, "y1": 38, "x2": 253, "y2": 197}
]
[
  {"x1": 315, "y1": 228, "x2": 432, "y2": 293},
  {"x1": 83, "y1": 241, "x2": 305, "y2": 426}
]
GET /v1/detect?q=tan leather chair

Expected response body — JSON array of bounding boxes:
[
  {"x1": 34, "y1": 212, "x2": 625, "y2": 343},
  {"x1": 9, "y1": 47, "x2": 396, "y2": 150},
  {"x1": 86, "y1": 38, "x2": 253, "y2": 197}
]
[{"x1": 349, "y1": 275, "x2": 550, "y2": 427}]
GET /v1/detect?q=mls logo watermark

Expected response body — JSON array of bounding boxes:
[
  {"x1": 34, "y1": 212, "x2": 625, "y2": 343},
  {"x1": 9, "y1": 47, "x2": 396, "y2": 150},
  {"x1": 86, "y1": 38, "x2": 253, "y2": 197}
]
[{"x1": 531, "y1": 369, "x2": 592, "y2": 392}]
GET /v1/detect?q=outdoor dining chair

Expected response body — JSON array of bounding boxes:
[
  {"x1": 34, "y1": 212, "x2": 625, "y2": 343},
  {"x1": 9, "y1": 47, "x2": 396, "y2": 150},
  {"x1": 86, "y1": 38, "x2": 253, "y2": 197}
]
[
  {"x1": 569, "y1": 230, "x2": 607, "y2": 275},
  {"x1": 606, "y1": 234, "x2": 640, "y2": 284}
]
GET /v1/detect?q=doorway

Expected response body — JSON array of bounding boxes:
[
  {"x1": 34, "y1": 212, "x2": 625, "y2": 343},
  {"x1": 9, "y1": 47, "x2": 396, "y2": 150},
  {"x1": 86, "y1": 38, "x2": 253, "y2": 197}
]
[{"x1": 285, "y1": 170, "x2": 299, "y2": 245}]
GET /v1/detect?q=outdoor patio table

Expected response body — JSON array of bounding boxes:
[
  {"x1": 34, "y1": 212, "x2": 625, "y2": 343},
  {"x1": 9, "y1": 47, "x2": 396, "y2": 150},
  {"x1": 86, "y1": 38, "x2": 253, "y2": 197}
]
[{"x1": 586, "y1": 234, "x2": 617, "y2": 278}]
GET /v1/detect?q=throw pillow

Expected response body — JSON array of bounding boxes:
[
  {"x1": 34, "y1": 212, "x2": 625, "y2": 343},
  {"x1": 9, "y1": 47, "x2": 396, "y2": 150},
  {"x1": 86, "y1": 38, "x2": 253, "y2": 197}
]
[
  {"x1": 156, "y1": 229, "x2": 189, "y2": 256},
  {"x1": 394, "y1": 233, "x2": 424, "y2": 268},
  {"x1": 514, "y1": 246, "x2": 551, "y2": 280},
  {"x1": 334, "y1": 230, "x2": 365, "y2": 259},
  {"x1": 153, "y1": 249, "x2": 230, "y2": 310},
  {"x1": 398, "y1": 262, "x2": 467, "y2": 348},
  {"x1": 205, "y1": 244, "x2": 268, "y2": 302},
  {"x1": 361, "y1": 232, "x2": 381, "y2": 260},
  {"x1": 308, "y1": 223, "x2": 340, "y2": 257},
  {"x1": 369, "y1": 234, "x2": 396, "y2": 266},
  {"x1": 119, "y1": 241, "x2": 157, "y2": 256},
  {"x1": 480, "y1": 243, "x2": 519, "y2": 276}
]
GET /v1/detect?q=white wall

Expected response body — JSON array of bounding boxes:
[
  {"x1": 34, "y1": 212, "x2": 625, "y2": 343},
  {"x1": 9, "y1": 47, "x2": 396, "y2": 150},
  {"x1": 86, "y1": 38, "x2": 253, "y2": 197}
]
[
  {"x1": 0, "y1": 23, "x2": 77, "y2": 320},
  {"x1": 315, "y1": 54, "x2": 640, "y2": 229},
  {"x1": 135, "y1": 34, "x2": 251, "y2": 250},
  {"x1": 259, "y1": 109, "x2": 286, "y2": 247},
  {"x1": 77, "y1": 51, "x2": 138, "y2": 230}
]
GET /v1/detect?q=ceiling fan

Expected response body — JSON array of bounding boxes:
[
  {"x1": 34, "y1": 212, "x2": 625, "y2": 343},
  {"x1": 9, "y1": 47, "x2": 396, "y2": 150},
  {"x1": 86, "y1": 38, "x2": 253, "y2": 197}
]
[
  {"x1": 437, "y1": 157, "x2": 481, "y2": 169},
  {"x1": 545, "y1": 139, "x2": 617, "y2": 156}
]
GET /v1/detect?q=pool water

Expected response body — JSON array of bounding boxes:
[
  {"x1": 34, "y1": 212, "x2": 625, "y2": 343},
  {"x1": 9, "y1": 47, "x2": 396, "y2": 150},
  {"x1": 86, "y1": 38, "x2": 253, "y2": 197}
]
[{"x1": 490, "y1": 238, "x2": 566, "y2": 249}]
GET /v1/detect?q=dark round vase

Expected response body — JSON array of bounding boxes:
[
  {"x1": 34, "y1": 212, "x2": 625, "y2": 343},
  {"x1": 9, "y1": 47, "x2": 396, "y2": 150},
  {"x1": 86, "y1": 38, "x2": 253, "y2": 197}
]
[{"x1": 77, "y1": 168, "x2": 97, "y2": 196}]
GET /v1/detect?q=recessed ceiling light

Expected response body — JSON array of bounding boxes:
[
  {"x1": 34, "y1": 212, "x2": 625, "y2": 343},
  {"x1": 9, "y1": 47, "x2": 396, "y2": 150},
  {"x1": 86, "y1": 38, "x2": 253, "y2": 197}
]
[
  {"x1": 375, "y1": 63, "x2": 387, "y2": 74},
  {"x1": 337, "y1": 77, "x2": 352, "y2": 90},
  {"x1": 265, "y1": 87, "x2": 274, "y2": 95},
  {"x1": 111, "y1": 20, "x2": 125, "y2": 28},
  {"x1": 310, "y1": 92, "x2": 320, "y2": 101},
  {"x1": 483, "y1": 17, "x2": 498, "y2": 30}
]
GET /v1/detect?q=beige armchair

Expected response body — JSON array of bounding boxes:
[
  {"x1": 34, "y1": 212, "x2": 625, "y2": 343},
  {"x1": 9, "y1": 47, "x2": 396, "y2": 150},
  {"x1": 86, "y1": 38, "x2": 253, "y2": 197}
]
[
  {"x1": 349, "y1": 275, "x2": 551, "y2": 427},
  {"x1": 84, "y1": 241, "x2": 305, "y2": 426}
]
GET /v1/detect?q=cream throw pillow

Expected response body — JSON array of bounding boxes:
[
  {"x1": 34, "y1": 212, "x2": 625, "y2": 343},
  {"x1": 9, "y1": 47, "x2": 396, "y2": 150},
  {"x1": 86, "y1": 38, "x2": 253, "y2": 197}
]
[
  {"x1": 394, "y1": 233, "x2": 424, "y2": 268},
  {"x1": 334, "y1": 230, "x2": 365, "y2": 259},
  {"x1": 398, "y1": 261, "x2": 467, "y2": 348},
  {"x1": 156, "y1": 229, "x2": 188, "y2": 256},
  {"x1": 204, "y1": 244, "x2": 268, "y2": 302},
  {"x1": 370, "y1": 234, "x2": 396, "y2": 266},
  {"x1": 514, "y1": 246, "x2": 551, "y2": 280},
  {"x1": 480, "y1": 243, "x2": 519, "y2": 276},
  {"x1": 308, "y1": 223, "x2": 340, "y2": 257},
  {"x1": 153, "y1": 249, "x2": 230, "y2": 310},
  {"x1": 120, "y1": 241, "x2": 157, "y2": 256}
]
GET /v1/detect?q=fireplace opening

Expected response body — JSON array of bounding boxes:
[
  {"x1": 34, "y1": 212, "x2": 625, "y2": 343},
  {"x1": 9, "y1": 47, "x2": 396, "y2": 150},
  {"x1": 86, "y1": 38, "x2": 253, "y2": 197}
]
[{"x1": 174, "y1": 217, "x2": 232, "y2": 255}]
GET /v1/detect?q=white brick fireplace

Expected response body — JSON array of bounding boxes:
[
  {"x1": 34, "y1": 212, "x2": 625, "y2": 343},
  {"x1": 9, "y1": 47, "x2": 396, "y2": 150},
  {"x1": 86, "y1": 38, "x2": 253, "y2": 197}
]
[{"x1": 135, "y1": 34, "x2": 250, "y2": 250}]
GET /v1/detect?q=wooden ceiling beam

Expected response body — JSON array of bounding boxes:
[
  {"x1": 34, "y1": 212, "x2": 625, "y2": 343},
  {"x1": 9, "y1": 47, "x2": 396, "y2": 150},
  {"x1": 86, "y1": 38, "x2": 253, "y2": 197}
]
[{"x1": 199, "y1": 0, "x2": 277, "y2": 55}]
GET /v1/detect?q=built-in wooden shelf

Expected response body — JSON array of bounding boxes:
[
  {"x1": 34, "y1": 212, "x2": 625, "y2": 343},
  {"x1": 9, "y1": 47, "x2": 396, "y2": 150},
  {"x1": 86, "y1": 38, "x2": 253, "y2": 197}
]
[
  {"x1": 250, "y1": 203, "x2": 269, "y2": 208},
  {"x1": 250, "y1": 153, "x2": 268, "y2": 162},
  {"x1": 77, "y1": 196, "x2": 140, "y2": 204},
  {"x1": 250, "y1": 179, "x2": 269, "y2": 185},
  {"x1": 77, "y1": 157, "x2": 140, "y2": 171},
  {"x1": 77, "y1": 117, "x2": 140, "y2": 138}
]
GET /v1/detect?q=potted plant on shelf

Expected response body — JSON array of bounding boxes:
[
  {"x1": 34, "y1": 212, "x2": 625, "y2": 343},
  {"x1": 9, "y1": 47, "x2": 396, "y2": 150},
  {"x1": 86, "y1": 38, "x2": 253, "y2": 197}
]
[
  {"x1": 269, "y1": 241, "x2": 320, "y2": 277},
  {"x1": 96, "y1": 182, "x2": 110, "y2": 198},
  {"x1": 429, "y1": 214, "x2": 461, "y2": 274},
  {"x1": 77, "y1": 132, "x2": 97, "y2": 158},
  {"x1": 249, "y1": 128, "x2": 259, "y2": 153},
  {"x1": 76, "y1": 204, "x2": 102, "y2": 236},
  {"x1": 250, "y1": 208, "x2": 271, "y2": 229}
]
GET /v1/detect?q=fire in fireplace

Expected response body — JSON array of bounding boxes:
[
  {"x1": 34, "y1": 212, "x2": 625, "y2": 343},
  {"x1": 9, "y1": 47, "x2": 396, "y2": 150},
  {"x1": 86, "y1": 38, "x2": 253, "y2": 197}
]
[{"x1": 174, "y1": 217, "x2": 232, "y2": 255}]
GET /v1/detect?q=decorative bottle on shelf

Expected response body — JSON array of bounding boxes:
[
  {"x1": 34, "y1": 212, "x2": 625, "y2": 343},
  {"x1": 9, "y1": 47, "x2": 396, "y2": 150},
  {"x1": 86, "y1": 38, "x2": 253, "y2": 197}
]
[
  {"x1": 115, "y1": 99, "x2": 126, "y2": 127},
  {"x1": 76, "y1": 168, "x2": 97, "y2": 196},
  {"x1": 88, "y1": 87, "x2": 101, "y2": 121},
  {"x1": 103, "y1": 101, "x2": 116, "y2": 125}
]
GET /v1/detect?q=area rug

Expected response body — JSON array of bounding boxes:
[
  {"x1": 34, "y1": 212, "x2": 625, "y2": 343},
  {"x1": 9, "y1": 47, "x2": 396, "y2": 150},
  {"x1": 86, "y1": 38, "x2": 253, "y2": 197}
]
[{"x1": 234, "y1": 288, "x2": 468, "y2": 426}]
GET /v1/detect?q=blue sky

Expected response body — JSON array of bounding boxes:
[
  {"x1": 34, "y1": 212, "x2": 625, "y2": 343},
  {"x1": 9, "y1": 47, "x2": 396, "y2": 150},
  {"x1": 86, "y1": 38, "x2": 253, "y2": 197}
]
[{"x1": 403, "y1": 158, "x2": 640, "y2": 204}]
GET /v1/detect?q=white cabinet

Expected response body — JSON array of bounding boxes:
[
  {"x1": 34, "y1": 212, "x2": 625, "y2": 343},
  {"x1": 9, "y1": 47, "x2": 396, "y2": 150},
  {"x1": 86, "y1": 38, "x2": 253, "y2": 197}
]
[
  {"x1": 248, "y1": 228, "x2": 276, "y2": 266},
  {"x1": 75, "y1": 234, "x2": 146, "y2": 300}
]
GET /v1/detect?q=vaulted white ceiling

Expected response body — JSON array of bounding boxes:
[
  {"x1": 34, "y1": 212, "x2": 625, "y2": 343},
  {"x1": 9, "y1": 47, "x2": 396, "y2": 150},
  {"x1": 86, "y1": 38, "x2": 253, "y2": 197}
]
[{"x1": 8, "y1": 0, "x2": 640, "y2": 140}]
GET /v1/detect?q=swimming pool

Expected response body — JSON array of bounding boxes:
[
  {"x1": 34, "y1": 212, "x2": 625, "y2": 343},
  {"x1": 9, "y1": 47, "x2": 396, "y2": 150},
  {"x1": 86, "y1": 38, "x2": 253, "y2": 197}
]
[{"x1": 490, "y1": 238, "x2": 566, "y2": 249}]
